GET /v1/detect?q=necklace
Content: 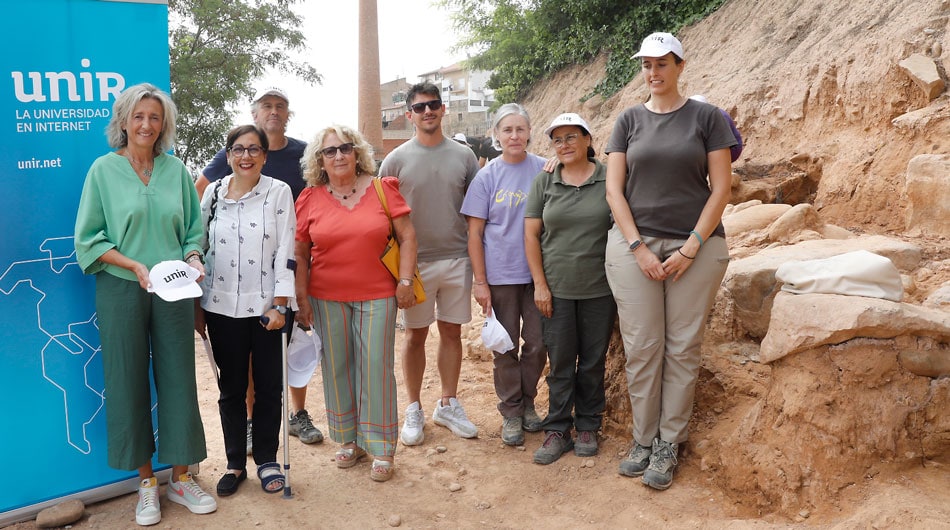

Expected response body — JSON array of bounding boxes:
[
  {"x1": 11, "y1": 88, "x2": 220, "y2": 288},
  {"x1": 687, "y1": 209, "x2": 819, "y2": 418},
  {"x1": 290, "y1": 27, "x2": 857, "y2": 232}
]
[
  {"x1": 328, "y1": 181, "x2": 357, "y2": 200},
  {"x1": 646, "y1": 96, "x2": 687, "y2": 114},
  {"x1": 125, "y1": 153, "x2": 153, "y2": 178}
]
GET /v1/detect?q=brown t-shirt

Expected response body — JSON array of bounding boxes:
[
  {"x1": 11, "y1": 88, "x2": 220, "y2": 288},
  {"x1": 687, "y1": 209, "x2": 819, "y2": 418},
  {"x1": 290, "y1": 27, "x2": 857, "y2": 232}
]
[{"x1": 605, "y1": 100, "x2": 736, "y2": 239}]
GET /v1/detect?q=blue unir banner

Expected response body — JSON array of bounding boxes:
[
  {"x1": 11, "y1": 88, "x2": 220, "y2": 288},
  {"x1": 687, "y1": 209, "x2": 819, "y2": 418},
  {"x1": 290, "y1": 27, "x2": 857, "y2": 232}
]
[{"x1": 0, "y1": 0, "x2": 170, "y2": 524}]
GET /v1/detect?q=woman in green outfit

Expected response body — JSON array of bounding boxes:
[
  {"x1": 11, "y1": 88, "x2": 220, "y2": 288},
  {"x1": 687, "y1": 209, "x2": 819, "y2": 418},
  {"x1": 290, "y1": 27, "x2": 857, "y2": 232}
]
[
  {"x1": 74, "y1": 83, "x2": 216, "y2": 526},
  {"x1": 524, "y1": 113, "x2": 616, "y2": 466}
]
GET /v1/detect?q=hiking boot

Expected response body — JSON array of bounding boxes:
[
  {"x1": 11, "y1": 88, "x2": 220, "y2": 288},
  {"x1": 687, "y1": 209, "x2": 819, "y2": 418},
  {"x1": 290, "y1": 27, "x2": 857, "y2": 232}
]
[
  {"x1": 522, "y1": 405, "x2": 543, "y2": 432},
  {"x1": 245, "y1": 419, "x2": 253, "y2": 455},
  {"x1": 501, "y1": 416, "x2": 525, "y2": 446},
  {"x1": 166, "y1": 472, "x2": 217, "y2": 514},
  {"x1": 618, "y1": 442, "x2": 653, "y2": 477},
  {"x1": 289, "y1": 409, "x2": 324, "y2": 444},
  {"x1": 574, "y1": 430, "x2": 598, "y2": 457},
  {"x1": 433, "y1": 397, "x2": 478, "y2": 438},
  {"x1": 533, "y1": 431, "x2": 573, "y2": 465},
  {"x1": 135, "y1": 477, "x2": 160, "y2": 526},
  {"x1": 642, "y1": 438, "x2": 679, "y2": 490},
  {"x1": 400, "y1": 401, "x2": 425, "y2": 446}
]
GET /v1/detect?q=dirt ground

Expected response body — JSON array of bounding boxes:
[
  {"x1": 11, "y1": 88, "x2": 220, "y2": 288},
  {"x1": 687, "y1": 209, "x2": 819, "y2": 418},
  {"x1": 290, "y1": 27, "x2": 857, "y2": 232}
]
[
  {"x1": 7, "y1": 0, "x2": 948, "y2": 526},
  {"x1": 14, "y1": 305, "x2": 950, "y2": 529}
]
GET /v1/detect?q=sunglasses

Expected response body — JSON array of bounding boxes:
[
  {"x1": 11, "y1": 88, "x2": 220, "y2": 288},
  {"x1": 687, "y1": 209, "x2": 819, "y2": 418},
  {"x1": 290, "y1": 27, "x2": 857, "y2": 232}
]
[
  {"x1": 320, "y1": 143, "x2": 355, "y2": 158},
  {"x1": 409, "y1": 100, "x2": 443, "y2": 114}
]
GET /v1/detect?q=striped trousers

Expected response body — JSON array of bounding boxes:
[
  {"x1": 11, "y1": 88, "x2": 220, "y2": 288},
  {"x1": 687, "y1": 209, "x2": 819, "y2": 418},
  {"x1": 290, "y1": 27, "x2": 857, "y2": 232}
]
[{"x1": 311, "y1": 296, "x2": 399, "y2": 457}]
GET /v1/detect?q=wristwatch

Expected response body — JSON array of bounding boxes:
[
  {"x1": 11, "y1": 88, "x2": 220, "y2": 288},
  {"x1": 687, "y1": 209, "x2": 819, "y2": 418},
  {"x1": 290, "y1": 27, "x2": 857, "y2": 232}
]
[
  {"x1": 272, "y1": 305, "x2": 288, "y2": 315},
  {"x1": 628, "y1": 240, "x2": 642, "y2": 252},
  {"x1": 398, "y1": 278, "x2": 413, "y2": 287}
]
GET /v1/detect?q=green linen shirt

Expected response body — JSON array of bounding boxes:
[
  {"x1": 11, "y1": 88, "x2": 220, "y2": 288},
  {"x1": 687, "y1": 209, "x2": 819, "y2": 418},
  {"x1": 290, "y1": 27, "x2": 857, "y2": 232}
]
[
  {"x1": 74, "y1": 152, "x2": 203, "y2": 281},
  {"x1": 524, "y1": 159, "x2": 613, "y2": 300}
]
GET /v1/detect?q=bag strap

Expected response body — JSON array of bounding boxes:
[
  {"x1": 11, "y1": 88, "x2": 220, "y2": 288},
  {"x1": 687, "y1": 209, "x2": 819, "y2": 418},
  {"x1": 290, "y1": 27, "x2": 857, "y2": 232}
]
[
  {"x1": 208, "y1": 179, "x2": 224, "y2": 221},
  {"x1": 372, "y1": 177, "x2": 396, "y2": 236},
  {"x1": 204, "y1": 179, "x2": 224, "y2": 254}
]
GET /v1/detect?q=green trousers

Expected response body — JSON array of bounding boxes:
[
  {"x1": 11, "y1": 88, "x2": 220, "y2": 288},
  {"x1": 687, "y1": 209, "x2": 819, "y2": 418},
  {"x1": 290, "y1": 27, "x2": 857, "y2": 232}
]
[{"x1": 96, "y1": 272, "x2": 207, "y2": 470}]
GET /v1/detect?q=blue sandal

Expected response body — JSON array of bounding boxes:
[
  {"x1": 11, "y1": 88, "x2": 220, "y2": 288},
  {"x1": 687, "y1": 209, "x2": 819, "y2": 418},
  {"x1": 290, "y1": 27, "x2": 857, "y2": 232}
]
[{"x1": 257, "y1": 462, "x2": 285, "y2": 494}]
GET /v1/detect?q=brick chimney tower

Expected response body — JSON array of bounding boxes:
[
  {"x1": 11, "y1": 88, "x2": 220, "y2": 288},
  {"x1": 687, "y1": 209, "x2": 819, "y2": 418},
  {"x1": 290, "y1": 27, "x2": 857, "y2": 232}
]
[{"x1": 358, "y1": 0, "x2": 384, "y2": 160}]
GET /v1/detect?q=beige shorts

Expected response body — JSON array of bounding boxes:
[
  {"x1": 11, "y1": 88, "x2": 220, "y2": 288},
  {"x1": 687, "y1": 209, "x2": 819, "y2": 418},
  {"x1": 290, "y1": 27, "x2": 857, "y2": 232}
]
[{"x1": 402, "y1": 257, "x2": 472, "y2": 328}]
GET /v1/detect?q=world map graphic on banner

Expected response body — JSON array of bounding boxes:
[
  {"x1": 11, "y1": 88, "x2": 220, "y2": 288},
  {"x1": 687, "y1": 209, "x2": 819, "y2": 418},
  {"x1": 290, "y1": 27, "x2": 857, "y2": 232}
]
[{"x1": 0, "y1": 0, "x2": 170, "y2": 523}]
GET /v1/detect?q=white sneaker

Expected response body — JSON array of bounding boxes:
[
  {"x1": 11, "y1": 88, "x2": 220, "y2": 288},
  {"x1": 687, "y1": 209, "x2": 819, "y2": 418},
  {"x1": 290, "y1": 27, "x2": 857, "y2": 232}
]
[
  {"x1": 433, "y1": 397, "x2": 478, "y2": 438},
  {"x1": 166, "y1": 472, "x2": 217, "y2": 515},
  {"x1": 135, "y1": 477, "x2": 161, "y2": 526},
  {"x1": 400, "y1": 401, "x2": 425, "y2": 446}
]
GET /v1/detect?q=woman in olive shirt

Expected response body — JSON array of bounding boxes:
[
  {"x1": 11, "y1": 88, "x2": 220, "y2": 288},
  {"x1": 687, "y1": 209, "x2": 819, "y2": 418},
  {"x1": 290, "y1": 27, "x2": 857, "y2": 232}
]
[{"x1": 524, "y1": 113, "x2": 615, "y2": 466}]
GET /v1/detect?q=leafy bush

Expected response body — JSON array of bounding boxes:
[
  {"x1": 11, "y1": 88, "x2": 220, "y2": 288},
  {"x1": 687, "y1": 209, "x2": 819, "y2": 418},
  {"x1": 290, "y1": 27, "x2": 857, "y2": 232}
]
[{"x1": 441, "y1": 0, "x2": 725, "y2": 105}]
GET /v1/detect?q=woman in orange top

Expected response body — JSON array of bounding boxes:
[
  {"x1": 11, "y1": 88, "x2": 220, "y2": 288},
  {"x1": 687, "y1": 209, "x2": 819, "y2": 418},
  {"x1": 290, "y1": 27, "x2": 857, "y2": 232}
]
[{"x1": 294, "y1": 125, "x2": 417, "y2": 482}]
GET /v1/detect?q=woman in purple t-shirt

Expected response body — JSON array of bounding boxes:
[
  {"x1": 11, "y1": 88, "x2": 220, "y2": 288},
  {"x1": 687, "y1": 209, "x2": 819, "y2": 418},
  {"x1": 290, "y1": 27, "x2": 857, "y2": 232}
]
[{"x1": 461, "y1": 103, "x2": 547, "y2": 448}]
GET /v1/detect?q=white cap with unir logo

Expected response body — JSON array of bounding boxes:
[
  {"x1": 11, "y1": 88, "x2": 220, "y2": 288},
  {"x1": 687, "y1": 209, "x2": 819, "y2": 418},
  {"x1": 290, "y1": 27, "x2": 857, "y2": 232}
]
[
  {"x1": 147, "y1": 260, "x2": 202, "y2": 302},
  {"x1": 632, "y1": 32, "x2": 684, "y2": 60},
  {"x1": 544, "y1": 112, "x2": 592, "y2": 138}
]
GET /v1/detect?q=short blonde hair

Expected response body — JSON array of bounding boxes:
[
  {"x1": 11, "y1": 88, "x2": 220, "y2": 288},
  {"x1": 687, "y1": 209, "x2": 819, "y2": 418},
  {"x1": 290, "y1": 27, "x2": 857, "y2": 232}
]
[
  {"x1": 106, "y1": 83, "x2": 177, "y2": 156},
  {"x1": 302, "y1": 125, "x2": 376, "y2": 187}
]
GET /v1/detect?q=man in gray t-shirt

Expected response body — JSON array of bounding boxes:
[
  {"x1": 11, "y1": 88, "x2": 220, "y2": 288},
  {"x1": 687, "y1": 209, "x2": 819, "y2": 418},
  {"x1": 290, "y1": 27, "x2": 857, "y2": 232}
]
[{"x1": 378, "y1": 82, "x2": 480, "y2": 446}]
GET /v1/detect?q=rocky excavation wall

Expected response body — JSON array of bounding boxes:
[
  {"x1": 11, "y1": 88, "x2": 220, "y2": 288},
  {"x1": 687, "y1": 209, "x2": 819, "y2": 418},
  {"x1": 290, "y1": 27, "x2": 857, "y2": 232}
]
[{"x1": 512, "y1": 0, "x2": 950, "y2": 518}]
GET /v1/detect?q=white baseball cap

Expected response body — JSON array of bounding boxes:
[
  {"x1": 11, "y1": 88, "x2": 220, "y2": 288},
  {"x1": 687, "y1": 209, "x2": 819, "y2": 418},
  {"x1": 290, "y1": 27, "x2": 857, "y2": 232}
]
[
  {"x1": 452, "y1": 133, "x2": 468, "y2": 142},
  {"x1": 632, "y1": 32, "x2": 684, "y2": 60},
  {"x1": 689, "y1": 94, "x2": 709, "y2": 103},
  {"x1": 287, "y1": 328, "x2": 321, "y2": 388},
  {"x1": 253, "y1": 87, "x2": 289, "y2": 104},
  {"x1": 543, "y1": 113, "x2": 592, "y2": 138},
  {"x1": 147, "y1": 260, "x2": 202, "y2": 302}
]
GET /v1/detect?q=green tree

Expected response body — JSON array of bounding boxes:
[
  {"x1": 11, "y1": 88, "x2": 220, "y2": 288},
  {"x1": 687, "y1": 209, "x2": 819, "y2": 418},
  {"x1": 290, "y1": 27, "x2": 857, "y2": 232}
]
[
  {"x1": 441, "y1": 0, "x2": 723, "y2": 105},
  {"x1": 169, "y1": 0, "x2": 321, "y2": 171}
]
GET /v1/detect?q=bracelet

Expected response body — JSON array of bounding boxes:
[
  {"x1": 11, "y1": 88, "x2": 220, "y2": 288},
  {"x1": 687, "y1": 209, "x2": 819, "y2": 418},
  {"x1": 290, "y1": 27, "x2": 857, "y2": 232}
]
[
  {"x1": 185, "y1": 253, "x2": 202, "y2": 264},
  {"x1": 677, "y1": 248, "x2": 696, "y2": 260},
  {"x1": 689, "y1": 230, "x2": 705, "y2": 247},
  {"x1": 474, "y1": 281, "x2": 487, "y2": 285}
]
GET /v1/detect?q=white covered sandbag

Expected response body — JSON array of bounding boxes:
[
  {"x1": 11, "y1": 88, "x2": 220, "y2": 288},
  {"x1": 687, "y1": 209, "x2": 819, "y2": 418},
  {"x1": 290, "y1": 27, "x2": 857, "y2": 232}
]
[{"x1": 775, "y1": 250, "x2": 903, "y2": 301}]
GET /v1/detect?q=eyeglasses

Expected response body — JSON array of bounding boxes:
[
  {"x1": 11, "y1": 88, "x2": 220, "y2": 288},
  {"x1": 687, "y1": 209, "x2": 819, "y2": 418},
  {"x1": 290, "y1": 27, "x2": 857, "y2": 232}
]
[
  {"x1": 229, "y1": 145, "x2": 264, "y2": 157},
  {"x1": 551, "y1": 133, "x2": 580, "y2": 147},
  {"x1": 320, "y1": 143, "x2": 355, "y2": 158},
  {"x1": 409, "y1": 100, "x2": 443, "y2": 114}
]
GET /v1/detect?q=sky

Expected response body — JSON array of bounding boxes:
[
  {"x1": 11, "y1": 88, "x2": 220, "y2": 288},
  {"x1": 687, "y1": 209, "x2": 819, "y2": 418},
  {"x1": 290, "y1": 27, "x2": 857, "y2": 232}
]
[{"x1": 245, "y1": 0, "x2": 467, "y2": 141}]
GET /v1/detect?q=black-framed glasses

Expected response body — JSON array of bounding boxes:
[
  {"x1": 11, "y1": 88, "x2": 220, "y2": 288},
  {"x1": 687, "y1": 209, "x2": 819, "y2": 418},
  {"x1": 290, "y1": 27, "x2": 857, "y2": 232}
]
[
  {"x1": 551, "y1": 133, "x2": 580, "y2": 147},
  {"x1": 320, "y1": 143, "x2": 355, "y2": 158},
  {"x1": 229, "y1": 145, "x2": 264, "y2": 157},
  {"x1": 409, "y1": 99, "x2": 442, "y2": 114}
]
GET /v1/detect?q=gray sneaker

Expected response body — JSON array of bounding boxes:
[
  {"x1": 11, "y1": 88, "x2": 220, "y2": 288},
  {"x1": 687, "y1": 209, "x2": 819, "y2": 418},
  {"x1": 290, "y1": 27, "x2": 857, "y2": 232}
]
[
  {"x1": 642, "y1": 438, "x2": 678, "y2": 490},
  {"x1": 288, "y1": 409, "x2": 324, "y2": 444},
  {"x1": 433, "y1": 397, "x2": 478, "y2": 438},
  {"x1": 533, "y1": 431, "x2": 573, "y2": 465},
  {"x1": 574, "y1": 430, "x2": 598, "y2": 457},
  {"x1": 618, "y1": 442, "x2": 652, "y2": 477},
  {"x1": 501, "y1": 416, "x2": 524, "y2": 446},
  {"x1": 522, "y1": 405, "x2": 542, "y2": 432},
  {"x1": 245, "y1": 419, "x2": 253, "y2": 455}
]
